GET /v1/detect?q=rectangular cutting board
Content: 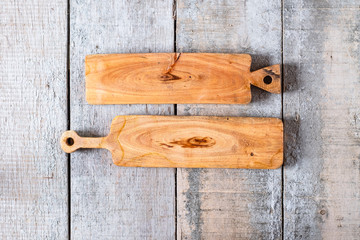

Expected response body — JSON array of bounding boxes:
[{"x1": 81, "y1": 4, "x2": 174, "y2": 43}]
[
  {"x1": 85, "y1": 53, "x2": 281, "y2": 104},
  {"x1": 61, "y1": 116, "x2": 283, "y2": 169}
]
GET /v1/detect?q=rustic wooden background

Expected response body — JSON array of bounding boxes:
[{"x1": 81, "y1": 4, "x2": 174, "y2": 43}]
[{"x1": 1, "y1": 0, "x2": 359, "y2": 239}]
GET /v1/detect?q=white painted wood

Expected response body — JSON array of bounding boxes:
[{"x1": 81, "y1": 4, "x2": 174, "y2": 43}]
[
  {"x1": 284, "y1": 1, "x2": 360, "y2": 239},
  {"x1": 69, "y1": 0, "x2": 175, "y2": 239},
  {"x1": 0, "y1": 0, "x2": 68, "y2": 238},
  {"x1": 176, "y1": 0, "x2": 282, "y2": 238},
  {"x1": 3, "y1": 0, "x2": 359, "y2": 238}
]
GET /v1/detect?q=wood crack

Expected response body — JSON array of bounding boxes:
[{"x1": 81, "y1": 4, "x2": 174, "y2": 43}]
[{"x1": 165, "y1": 52, "x2": 181, "y2": 74}]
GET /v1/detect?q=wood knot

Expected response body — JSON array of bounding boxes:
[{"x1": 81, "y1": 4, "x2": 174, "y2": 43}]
[
  {"x1": 170, "y1": 136, "x2": 216, "y2": 148},
  {"x1": 160, "y1": 73, "x2": 181, "y2": 81}
]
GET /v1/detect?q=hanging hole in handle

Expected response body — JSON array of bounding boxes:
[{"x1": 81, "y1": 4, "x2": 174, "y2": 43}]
[
  {"x1": 66, "y1": 137, "x2": 74, "y2": 146},
  {"x1": 263, "y1": 76, "x2": 272, "y2": 85}
]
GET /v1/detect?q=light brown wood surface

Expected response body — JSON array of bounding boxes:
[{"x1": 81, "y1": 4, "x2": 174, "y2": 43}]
[
  {"x1": 85, "y1": 53, "x2": 281, "y2": 104},
  {"x1": 61, "y1": 116, "x2": 283, "y2": 169}
]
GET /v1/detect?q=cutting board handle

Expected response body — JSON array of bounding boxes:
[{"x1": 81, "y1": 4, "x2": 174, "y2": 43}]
[
  {"x1": 60, "y1": 116, "x2": 283, "y2": 169},
  {"x1": 60, "y1": 130, "x2": 105, "y2": 153},
  {"x1": 250, "y1": 64, "x2": 281, "y2": 93},
  {"x1": 85, "y1": 53, "x2": 281, "y2": 104}
]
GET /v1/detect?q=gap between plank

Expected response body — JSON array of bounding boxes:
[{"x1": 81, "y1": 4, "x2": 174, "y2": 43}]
[
  {"x1": 281, "y1": 0, "x2": 285, "y2": 239},
  {"x1": 66, "y1": 0, "x2": 71, "y2": 238},
  {"x1": 173, "y1": 0, "x2": 178, "y2": 239}
]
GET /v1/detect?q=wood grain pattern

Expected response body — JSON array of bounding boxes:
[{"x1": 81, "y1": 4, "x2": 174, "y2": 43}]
[
  {"x1": 3, "y1": 0, "x2": 359, "y2": 238},
  {"x1": 85, "y1": 53, "x2": 281, "y2": 104},
  {"x1": 0, "y1": 0, "x2": 68, "y2": 238},
  {"x1": 69, "y1": 0, "x2": 175, "y2": 238},
  {"x1": 61, "y1": 116, "x2": 283, "y2": 169},
  {"x1": 176, "y1": 0, "x2": 283, "y2": 239},
  {"x1": 284, "y1": 1, "x2": 360, "y2": 239}
]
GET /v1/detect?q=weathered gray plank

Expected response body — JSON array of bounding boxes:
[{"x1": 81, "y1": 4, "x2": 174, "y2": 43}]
[
  {"x1": 70, "y1": 0, "x2": 175, "y2": 239},
  {"x1": 176, "y1": 0, "x2": 282, "y2": 239},
  {"x1": 0, "y1": 0, "x2": 68, "y2": 238},
  {"x1": 284, "y1": 1, "x2": 360, "y2": 239}
]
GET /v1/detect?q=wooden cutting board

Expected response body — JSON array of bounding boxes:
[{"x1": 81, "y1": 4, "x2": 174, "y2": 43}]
[
  {"x1": 60, "y1": 116, "x2": 283, "y2": 169},
  {"x1": 85, "y1": 53, "x2": 281, "y2": 104}
]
